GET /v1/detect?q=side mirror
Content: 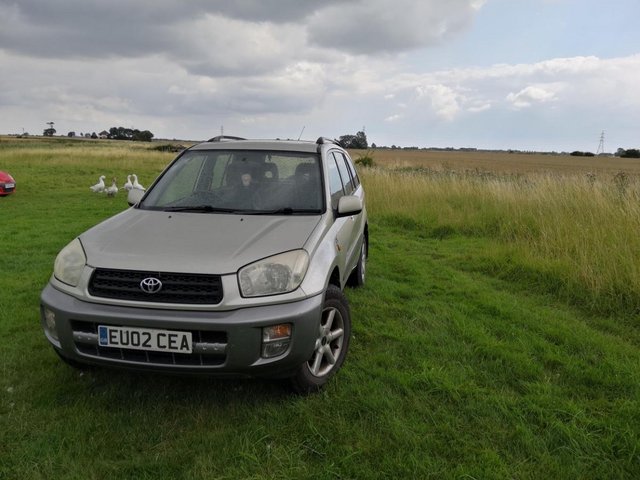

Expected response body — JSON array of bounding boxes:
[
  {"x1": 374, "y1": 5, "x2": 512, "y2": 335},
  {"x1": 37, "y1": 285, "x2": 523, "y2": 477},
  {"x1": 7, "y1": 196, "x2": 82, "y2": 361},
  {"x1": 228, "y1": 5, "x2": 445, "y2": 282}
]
[
  {"x1": 337, "y1": 195, "x2": 363, "y2": 217},
  {"x1": 127, "y1": 189, "x2": 144, "y2": 206}
]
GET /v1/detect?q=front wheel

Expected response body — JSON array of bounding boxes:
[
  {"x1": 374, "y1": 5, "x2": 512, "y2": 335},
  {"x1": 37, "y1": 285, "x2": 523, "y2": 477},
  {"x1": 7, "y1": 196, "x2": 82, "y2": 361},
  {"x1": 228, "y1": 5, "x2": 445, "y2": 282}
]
[{"x1": 290, "y1": 285, "x2": 351, "y2": 394}]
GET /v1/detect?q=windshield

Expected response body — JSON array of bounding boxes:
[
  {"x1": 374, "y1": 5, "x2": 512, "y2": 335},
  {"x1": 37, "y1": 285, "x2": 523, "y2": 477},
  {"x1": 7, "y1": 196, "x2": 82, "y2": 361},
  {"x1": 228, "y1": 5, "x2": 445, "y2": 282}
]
[{"x1": 139, "y1": 149, "x2": 324, "y2": 214}]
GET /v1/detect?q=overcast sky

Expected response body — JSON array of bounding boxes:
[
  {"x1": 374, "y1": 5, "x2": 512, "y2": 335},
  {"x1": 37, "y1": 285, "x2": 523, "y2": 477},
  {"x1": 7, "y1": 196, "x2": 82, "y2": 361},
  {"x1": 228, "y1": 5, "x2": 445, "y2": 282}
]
[{"x1": 1, "y1": 0, "x2": 638, "y2": 152}]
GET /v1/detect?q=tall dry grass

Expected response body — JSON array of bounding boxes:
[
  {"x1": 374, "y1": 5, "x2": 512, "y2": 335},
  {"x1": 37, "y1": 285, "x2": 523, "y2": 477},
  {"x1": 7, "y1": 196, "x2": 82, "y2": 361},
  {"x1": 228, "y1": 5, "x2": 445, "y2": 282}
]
[{"x1": 361, "y1": 166, "x2": 640, "y2": 314}]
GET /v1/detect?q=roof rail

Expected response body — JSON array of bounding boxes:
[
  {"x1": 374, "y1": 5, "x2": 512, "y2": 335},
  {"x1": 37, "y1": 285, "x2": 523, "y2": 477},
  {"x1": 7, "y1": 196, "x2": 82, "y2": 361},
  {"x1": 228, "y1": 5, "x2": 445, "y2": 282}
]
[
  {"x1": 207, "y1": 135, "x2": 247, "y2": 142},
  {"x1": 316, "y1": 137, "x2": 341, "y2": 146}
]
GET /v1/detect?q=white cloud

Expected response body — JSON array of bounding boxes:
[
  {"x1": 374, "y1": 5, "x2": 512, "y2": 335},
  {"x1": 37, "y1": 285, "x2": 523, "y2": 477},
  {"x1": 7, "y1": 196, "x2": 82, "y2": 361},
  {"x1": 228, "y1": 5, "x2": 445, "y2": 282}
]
[
  {"x1": 506, "y1": 84, "x2": 562, "y2": 109},
  {"x1": 467, "y1": 103, "x2": 491, "y2": 113},
  {"x1": 383, "y1": 55, "x2": 640, "y2": 115},
  {"x1": 416, "y1": 84, "x2": 462, "y2": 121}
]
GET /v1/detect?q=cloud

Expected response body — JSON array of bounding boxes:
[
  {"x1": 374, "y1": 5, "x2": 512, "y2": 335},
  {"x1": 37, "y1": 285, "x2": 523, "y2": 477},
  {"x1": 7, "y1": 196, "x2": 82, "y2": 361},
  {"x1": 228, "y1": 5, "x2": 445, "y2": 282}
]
[
  {"x1": 0, "y1": 0, "x2": 484, "y2": 67},
  {"x1": 0, "y1": 0, "x2": 638, "y2": 152},
  {"x1": 165, "y1": 15, "x2": 307, "y2": 76},
  {"x1": 0, "y1": 0, "x2": 487, "y2": 131},
  {"x1": 307, "y1": 0, "x2": 483, "y2": 54},
  {"x1": 467, "y1": 103, "x2": 491, "y2": 113},
  {"x1": 506, "y1": 84, "x2": 561, "y2": 109},
  {"x1": 416, "y1": 84, "x2": 462, "y2": 121},
  {"x1": 382, "y1": 55, "x2": 640, "y2": 117}
]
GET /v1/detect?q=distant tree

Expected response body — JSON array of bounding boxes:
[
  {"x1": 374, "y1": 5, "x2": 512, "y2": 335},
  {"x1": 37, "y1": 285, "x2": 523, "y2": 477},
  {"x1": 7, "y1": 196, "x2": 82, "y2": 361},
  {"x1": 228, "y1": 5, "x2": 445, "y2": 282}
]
[
  {"x1": 67, "y1": 131, "x2": 75, "y2": 137},
  {"x1": 570, "y1": 151, "x2": 595, "y2": 157},
  {"x1": 43, "y1": 128, "x2": 56, "y2": 136},
  {"x1": 107, "y1": 126, "x2": 154, "y2": 142},
  {"x1": 132, "y1": 130, "x2": 154, "y2": 142},
  {"x1": 621, "y1": 148, "x2": 640, "y2": 158},
  {"x1": 91, "y1": 132, "x2": 98, "y2": 139},
  {"x1": 354, "y1": 130, "x2": 368, "y2": 148},
  {"x1": 338, "y1": 130, "x2": 368, "y2": 149},
  {"x1": 338, "y1": 134, "x2": 354, "y2": 148},
  {"x1": 615, "y1": 148, "x2": 626, "y2": 157},
  {"x1": 109, "y1": 126, "x2": 132, "y2": 140},
  {"x1": 371, "y1": 142, "x2": 377, "y2": 149}
]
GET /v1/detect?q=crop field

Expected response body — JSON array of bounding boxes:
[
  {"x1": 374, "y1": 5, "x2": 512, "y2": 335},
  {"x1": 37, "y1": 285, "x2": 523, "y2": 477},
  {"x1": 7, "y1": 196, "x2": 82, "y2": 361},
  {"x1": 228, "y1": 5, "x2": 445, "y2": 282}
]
[
  {"x1": 356, "y1": 148, "x2": 640, "y2": 175},
  {"x1": 1, "y1": 137, "x2": 639, "y2": 479}
]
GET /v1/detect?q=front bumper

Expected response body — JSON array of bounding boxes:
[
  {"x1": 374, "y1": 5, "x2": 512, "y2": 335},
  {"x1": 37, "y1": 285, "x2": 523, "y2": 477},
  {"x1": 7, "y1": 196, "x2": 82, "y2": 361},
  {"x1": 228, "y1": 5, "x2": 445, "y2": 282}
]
[{"x1": 40, "y1": 283, "x2": 323, "y2": 378}]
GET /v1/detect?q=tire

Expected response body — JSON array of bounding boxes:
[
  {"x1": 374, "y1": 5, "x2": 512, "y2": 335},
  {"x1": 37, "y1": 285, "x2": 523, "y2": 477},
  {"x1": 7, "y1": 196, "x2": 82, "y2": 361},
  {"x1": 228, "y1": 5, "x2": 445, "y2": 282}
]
[
  {"x1": 290, "y1": 285, "x2": 351, "y2": 394},
  {"x1": 347, "y1": 238, "x2": 367, "y2": 288}
]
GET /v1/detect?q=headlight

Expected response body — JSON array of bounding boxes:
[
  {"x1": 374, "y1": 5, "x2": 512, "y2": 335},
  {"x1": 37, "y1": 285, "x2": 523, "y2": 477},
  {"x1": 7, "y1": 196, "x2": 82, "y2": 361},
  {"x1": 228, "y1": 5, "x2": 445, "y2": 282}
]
[
  {"x1": 54, "y1": 238, "x2": 87, "y2": 287},
  {"x1": 238, "y1": 250, "x2": 309, "y2": 297}
]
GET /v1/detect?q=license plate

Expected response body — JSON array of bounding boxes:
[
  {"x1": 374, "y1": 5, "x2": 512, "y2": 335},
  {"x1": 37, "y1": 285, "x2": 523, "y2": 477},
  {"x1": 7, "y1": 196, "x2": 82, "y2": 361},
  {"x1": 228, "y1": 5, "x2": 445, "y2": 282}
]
[
  {"x1": 5, "y1": 183, "x2": 14, "y2": 188},
  {"x1": 98, "y1": 325, "x2": 192, "y2": 354}
]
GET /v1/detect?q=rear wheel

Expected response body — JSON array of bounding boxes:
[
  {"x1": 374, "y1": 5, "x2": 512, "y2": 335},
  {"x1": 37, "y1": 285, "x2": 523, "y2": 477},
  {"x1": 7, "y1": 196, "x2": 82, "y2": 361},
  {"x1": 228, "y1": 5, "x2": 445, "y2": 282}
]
[
  {"x1": 347, "y1": 239, "x2": 367, "y2": 287},
  {"x1": 290, "y1": 285, "x2": 351, "y2": 394}
]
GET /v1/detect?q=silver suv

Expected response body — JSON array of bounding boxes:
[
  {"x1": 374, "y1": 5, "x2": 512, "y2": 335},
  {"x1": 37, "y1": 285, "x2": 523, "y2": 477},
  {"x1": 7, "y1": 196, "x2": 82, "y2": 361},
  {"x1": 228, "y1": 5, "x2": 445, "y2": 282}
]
[{"x1": 40, "y1": 136, "x2": 368, "y2": 392}]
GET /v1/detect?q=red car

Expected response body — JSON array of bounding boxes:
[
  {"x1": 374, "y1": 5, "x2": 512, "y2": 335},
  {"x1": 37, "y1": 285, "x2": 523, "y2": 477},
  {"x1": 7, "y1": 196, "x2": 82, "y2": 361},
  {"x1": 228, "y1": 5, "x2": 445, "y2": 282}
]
[{"x1": 0, "y1": 171, "x2": 16, "y2": 196}]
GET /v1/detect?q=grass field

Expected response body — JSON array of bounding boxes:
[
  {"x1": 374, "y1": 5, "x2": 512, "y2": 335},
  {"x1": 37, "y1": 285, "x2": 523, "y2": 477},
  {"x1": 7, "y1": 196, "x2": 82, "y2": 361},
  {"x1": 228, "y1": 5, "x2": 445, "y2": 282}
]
[
  {"x1": 354, "y1": 148, "x2": 640, "y2": 175},
  {"x1": 1, "y1": 137, "x2": 639, "y2": 479}
]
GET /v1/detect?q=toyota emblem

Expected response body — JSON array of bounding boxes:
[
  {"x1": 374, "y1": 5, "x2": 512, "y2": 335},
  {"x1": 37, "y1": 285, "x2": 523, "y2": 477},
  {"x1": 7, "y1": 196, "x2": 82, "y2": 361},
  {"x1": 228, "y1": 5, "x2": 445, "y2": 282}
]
[{"x1": 140, "y1": 277, "x2": 163, "y2": 294}]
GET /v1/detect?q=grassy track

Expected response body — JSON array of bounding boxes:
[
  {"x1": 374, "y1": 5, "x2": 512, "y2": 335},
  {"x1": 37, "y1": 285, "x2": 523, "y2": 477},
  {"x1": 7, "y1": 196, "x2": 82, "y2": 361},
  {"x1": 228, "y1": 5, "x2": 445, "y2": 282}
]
[{"x1": 1, "y1": 138, "x2": 638, "y2": 479}]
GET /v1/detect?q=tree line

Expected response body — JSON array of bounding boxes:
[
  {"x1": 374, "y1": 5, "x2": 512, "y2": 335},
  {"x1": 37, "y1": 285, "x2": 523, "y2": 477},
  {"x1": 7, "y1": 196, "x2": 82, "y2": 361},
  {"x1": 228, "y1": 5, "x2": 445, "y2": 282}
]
[
  {"x1": 107, "y1": 127, "x2": 154, "y2": 142},
  {"x1": 616, "y1": 148, "x2": 640, "y2": 158},
  {"x1": 42, "y1": 125, "x2": 154, "y2": 142}
]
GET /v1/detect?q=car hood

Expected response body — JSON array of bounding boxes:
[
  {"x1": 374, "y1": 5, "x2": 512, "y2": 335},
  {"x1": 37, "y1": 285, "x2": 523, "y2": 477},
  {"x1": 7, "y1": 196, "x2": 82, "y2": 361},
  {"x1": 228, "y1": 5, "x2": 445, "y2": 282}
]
[
  {"x1": 0, "y1": 171, "x2": 15, "y2": 182},
  {"x1": 80, "y1": 208, "x2": 322, "y2": 274}
]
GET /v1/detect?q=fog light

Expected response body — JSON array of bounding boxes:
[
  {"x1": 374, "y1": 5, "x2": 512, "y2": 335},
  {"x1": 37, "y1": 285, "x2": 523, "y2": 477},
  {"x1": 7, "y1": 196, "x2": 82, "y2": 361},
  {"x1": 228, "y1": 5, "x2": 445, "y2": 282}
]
[
  {"x1": 44, "y1": 308, "x2": 59, "y2": 341},
  {"x1": 261, "y1": 324, "x2": 292, "y2": 358}
]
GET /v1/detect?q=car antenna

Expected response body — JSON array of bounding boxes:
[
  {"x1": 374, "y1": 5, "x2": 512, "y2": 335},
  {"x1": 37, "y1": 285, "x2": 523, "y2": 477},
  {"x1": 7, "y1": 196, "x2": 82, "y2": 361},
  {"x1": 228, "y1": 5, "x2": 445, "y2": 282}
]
[{"x1": 297, "y1": 126, "x2": 305, "y2": 141}]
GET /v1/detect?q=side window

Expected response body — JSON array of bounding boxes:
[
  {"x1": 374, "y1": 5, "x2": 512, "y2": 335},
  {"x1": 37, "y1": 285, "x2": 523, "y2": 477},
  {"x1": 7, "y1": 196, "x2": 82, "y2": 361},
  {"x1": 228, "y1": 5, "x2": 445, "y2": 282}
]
[
  {"x1": 332, "y1": 152, "x2": 354, "y2": 195},
  {"x1": 344, "y1": 154, "x2": 360, "y2": 189},
  {"x1": 327, "y1": 155, "x2": 345, "y2": 210}
]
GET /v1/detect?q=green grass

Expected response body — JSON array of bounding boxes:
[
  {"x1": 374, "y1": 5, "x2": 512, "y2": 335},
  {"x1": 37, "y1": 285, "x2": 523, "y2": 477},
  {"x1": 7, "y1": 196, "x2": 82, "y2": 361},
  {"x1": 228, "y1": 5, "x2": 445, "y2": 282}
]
[
  {"x1": 363, "y1": 167, "x2": 640, "y2": 316},
  {"x1": 1, "y1": 137, "x2": 639, "y2": 479}
]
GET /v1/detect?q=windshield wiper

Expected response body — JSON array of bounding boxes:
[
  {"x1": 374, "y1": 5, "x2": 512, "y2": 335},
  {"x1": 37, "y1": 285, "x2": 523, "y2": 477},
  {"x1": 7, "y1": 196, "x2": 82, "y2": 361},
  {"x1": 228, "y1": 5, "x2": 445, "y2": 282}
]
[
  {"x1": 162, "y1": 205, "x2": 322, "y2": 215},
  {"x1": 253, "y1": 208, "x2": 322, "y2": 215},
  {"x1": 163, "y1": 205, "x2": 234, "y2": 213}
]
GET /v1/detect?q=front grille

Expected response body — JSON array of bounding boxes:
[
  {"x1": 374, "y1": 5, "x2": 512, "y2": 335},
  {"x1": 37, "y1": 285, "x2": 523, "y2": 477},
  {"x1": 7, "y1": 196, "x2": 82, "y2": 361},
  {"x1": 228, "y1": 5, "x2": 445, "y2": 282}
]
[
  {"x1": 70, "y1": 320, "x2": 227, "y2": 366},
  {"x1": 89, "y1": 268, "x2": 223, "y2": 304}
]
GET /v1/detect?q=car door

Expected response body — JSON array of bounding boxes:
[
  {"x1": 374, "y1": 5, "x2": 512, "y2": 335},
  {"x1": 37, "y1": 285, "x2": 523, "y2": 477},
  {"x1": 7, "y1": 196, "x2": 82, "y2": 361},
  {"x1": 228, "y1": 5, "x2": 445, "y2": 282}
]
[
  {"x1": 327, "y1": 150, "x2": 364, "y2": 284},
  {"x1": 332, "y1": 151, "x2": 365, "y2": 272}
]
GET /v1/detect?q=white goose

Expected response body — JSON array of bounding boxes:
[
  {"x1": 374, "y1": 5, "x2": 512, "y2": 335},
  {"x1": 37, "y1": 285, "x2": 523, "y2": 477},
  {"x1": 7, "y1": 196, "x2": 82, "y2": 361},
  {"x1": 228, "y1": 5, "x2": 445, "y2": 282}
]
[
  {"x1": 90, "y1": 175, "x2": 106, "y2": 193},
  {"x1": 132, "y1": 174, "x2": 145, "y2": 191},
  {"x1": 105, "y1": 177, "x2": 118, "y2": 197},
  {"x1": 121, "y1": 175, "x2": 133, "y2": 191}
]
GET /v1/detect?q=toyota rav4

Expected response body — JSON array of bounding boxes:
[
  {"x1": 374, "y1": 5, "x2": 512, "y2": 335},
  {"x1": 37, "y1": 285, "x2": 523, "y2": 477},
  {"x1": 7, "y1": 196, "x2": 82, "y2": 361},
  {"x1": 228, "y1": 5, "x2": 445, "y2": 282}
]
[{"x1": 40, "y1": 136, "x2": 368, "y2": 392}]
